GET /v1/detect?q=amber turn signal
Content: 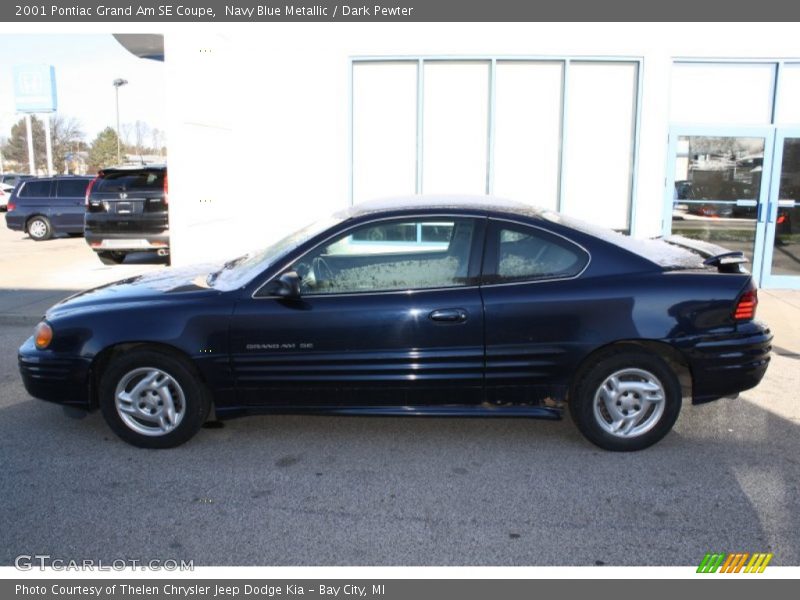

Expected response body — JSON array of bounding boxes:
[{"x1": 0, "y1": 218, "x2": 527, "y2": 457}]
[{"x1": 34, "y1": 322, "x2": 53, "y2": 349}]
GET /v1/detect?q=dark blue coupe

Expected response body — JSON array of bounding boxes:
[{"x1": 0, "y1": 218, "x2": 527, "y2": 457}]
[{"x1": 18, "y1": 197, "x2": 772, "y2": 450}]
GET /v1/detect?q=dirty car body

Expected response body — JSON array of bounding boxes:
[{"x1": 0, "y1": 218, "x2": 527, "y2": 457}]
[{"x1": 18, "y1": 196, "x2": 772, "y2": 450}]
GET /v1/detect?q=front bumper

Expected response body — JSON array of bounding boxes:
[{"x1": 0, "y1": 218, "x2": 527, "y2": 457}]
[
  {"x1": 676, "y1": 321, "x2": 773, "y2": 404},
  {"x1": 18, "y1": 336, "x2": 93, "y2": 407}
]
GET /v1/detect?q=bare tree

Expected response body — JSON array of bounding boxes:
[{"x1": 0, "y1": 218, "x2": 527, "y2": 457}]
[
  {"x1": 1, "y1": 115, "x2": 85, "y2": 173},
  {"x1": 120, "y1": 122, "x2": 133, "y2": 153},
  {"x1": 150, "y1": 127, "x2": 165, "y2": 158},
  {"x1": 133, "y1": 120, "x2": 149, "y2": 157}
]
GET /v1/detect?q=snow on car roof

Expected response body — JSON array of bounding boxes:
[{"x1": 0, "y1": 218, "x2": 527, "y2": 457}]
[{"x1": 343, "y1": 195, "x2": 543, "y2": 218}]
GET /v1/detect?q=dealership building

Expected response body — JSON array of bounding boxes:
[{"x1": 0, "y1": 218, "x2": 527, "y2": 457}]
[{"x1": 122, "y1": 23, "x2": 800, "y2": 289}]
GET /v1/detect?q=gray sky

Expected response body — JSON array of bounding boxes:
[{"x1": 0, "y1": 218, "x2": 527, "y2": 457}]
[{"x1": 0, "y1": 34, "x2": 166, "y2": 145}]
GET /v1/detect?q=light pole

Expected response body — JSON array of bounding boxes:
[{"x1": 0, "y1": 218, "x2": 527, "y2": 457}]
[{"x1": 113, "y1": 78, "x2": 128, "y2": 164}]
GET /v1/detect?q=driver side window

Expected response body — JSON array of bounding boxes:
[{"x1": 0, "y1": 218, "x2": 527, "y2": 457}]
[{"x1": 288, "y1": 218, "x2": 476, "y2": 295}]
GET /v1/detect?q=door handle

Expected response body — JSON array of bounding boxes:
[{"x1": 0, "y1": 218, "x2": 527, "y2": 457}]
[{"x1": 429, "y1": 308, "x2": 468, "y2": 323}]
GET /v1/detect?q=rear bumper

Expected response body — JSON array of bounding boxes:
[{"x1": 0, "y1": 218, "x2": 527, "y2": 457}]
[
  {"x1": 5, "y1": 212, "x2": 25, "y2": 231},
  {"x1": 85, "y1": 211, "x2": 169, "y2": 251},
  {"x1": 85, "y1": 230, "x2": 170, "y2": 252},
  {"x1": 675, "y1": 321, "x2": 773, "y2": 404},
  {"x1": 18, "y1": 336, "x2": 93, "y2": 407}
]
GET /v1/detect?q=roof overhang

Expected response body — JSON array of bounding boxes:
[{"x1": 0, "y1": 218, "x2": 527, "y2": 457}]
[{"x1": 113, "y1": 34, "x2": 164, "y2": 61}]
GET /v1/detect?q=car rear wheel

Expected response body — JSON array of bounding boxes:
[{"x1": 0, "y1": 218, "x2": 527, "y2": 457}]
[
  {"x1": 27, "y1": 216, "x2": 52, "y2": 241},
  {"x1": 96, "y1": 251, "x2": 127, "y2": 265},
  {"x1": 569, "y1": 350, "x2": 681, "y2": 451},
  {"x1": 99, "y1": 349, "x2": 211, "y2": 448}
]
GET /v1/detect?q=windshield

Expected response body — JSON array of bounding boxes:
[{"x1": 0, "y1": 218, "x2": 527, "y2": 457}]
[{"x1": 208, "y1": 216, "x2": 344, "y2": 290}]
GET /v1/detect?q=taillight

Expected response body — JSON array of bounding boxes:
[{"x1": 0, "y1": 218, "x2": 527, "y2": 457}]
[
  {"x1": 733, "y1": 286, "x2": 758, "y2": 321},
  {"x1": 85, "y1": 175, "x2": 100, "y2": 206},
  {"x1": 163, "y1": 172, "x2": 168, "y2": 206},
  {"x1": 7, "y1": 200, "x2": 15, "y2": 212},
  {"x1": 777, "y1": 214, "x2": 786, "y2": 224}
]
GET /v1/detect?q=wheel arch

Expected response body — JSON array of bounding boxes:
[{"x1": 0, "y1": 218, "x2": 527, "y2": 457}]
[
  {"x1": 25, "y1": 213, "x2": 50, "y2": 232},
  {"x1": 569, "y1": 339, "x2": 693, "y2": 403},
  {"x1": 88, "y1": 341, "x2": 213, "y2": 411}
]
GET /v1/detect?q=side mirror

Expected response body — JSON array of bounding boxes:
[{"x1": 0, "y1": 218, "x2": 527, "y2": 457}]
[{"x1": 273, "y1": 271, "x2": 302, "y2": 298}]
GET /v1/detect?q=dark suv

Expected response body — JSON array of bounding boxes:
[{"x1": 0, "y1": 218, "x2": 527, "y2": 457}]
[
  {"x1": 4, "y1": 176, "x2": 94, "y2": 240},
  {"x1": 84, "y1": 165, "x2": 168, "y2": 265}
]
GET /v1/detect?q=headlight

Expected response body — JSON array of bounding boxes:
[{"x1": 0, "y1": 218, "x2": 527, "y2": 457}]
[{"x1": 34, "y1": 322, "x2": 53, "y2": 350}]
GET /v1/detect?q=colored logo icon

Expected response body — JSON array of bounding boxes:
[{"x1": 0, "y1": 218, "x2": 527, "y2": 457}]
[{"x1": 697, "y1": 552, "x2": 773, "y2": 573}]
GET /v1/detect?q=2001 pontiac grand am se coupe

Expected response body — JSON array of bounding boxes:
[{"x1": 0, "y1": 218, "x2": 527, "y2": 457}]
[{"x1": 18, "y1": 196, "x2": 772, "y2": 451}]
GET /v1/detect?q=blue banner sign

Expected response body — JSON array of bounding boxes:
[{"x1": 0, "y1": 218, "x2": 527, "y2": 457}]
[{"x1": 13, "y1": 64, "x2": 58, "y2": 113}]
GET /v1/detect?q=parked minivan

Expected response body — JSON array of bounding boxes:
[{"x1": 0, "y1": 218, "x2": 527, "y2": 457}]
[{"x1": 4, "y1": 176, "x2": 94, "y2": 241}]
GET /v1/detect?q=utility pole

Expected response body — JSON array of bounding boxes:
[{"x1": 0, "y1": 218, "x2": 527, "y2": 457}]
[
  {"x1": 24, "y1": 114, "x2": 35, "y2": 174},
  {"x1": 42, "y1": 114, "x2": 54, "y2": 176},
  {"x1": 113, "y1": 78, "x2": 128, "y2": 164}
]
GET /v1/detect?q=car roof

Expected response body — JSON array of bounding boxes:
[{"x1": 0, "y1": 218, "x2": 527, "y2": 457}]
[
  {"x1": 20, "y1": 175, "x2": 93, "y2": 182},
  {"x1": 100, "y1": 164, "x2": 166, "y2": 174},
  {"x1": 341, "y1": 195, "x2": 545, "y2": 219}
]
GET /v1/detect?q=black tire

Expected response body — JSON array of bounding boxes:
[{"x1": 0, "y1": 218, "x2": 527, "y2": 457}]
[
  {"x1": 97, "y1": 251, "x2": 127, "y2": 265},
  {"x1": 569, "y1": 349, "x2": 682, "y2": 451},
  {"x1": 99, "y1": 348, "x2": 211, "y2": 448},
  {"x1": 27, "y1": 216, "x2": 52, "y2": 241}
]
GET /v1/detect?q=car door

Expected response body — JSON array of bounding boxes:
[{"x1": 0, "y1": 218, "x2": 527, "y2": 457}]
[
  {"x1": 229, "y1": 215, "x2": 486, "y2": 408},
  {"x1": 480, "y1": 218, "x2": 592, "y2": 403},
  {"x1": 17, "y1": 178, "x2": 53, "y2": 219},
  {"x1": 54, "y1": 179, "x2": 90, "y2": 231}
]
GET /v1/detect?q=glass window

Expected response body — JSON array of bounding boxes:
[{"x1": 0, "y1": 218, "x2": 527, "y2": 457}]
[
  {"x1": 493, "y1": 61, "x2": 563, "y2": 210},
  {"x1": 57, "y1": 179, "x2": 91, "y2": 197},
  {"x1": 19, "y1": 180, "x2": 51, "y2": 197},
  {"x1": 671, "y1": 63, "x2": 775, "y2": 125},
  {"x1": 352, "y1": 62, "x2": 417, "y2": 203},
  {"x1": 96, "y1": 171, "x2": 164, "y2": 192},
  {"x1": 562, "y1": 61, "x2": 638, "y2": 231},
  {"x1": 288, "y1": 218, "x2": 475, "y2": 295},
  {"x1": 776, "y1": 64, "x2": 800, "y2": 124},
  {"x1": 422, "y1": 61, "x2": 489, "y2": 194},
  {"x1": 490, "y1": 223, "x2": 587, "y2": 283},
  {"x1": 670, "y1": 135, "x2": 765, "y2": 268}
]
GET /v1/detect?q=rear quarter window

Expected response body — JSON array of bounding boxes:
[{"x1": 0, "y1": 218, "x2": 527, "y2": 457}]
[{"x1": 487, "y1": 222, "x2": 589, "y2": 283}]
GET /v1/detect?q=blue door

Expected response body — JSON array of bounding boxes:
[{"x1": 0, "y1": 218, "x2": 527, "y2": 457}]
[
  {"x1": 759, "y1": 129, "x2": 800, "y2": 289},
  {"x1": 54, "y1": 178, "x2": 90, "y2": 232},
  {"x1": 664, "y1": 126, "x2": 775, "y2": 286},
  {"x1": 230, "y1": 216, "x2": 486, "y2": 407}
]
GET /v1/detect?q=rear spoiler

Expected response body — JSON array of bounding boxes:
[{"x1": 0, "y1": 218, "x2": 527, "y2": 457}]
[{"x1": 663, "y1": 235, "x2": 749, "y2": 274}]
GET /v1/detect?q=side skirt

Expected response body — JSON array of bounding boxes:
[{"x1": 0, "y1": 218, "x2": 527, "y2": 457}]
[{"x1": 214, "y1": 403, "x2": 563, "y2": 420}]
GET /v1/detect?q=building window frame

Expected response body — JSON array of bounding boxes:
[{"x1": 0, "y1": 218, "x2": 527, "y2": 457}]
[{"x1": 349, "y1": 55, "x2": 644, "y2": 234}]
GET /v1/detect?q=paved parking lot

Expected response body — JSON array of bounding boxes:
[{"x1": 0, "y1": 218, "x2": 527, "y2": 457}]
[
  {"x1": 1, "y1": 221, "x2": 799, "y2": 566},
  {"x1": 0, "y1": 223, "x2": 165, "y2": 321}
]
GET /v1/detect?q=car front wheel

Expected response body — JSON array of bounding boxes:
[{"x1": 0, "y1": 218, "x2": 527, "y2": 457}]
[
  {"x1": 99, "y1": 349, "x2": 211, "y2": 448},
  {"x1": 569, "y1": 350, "x2": 681, "y2": 451}
]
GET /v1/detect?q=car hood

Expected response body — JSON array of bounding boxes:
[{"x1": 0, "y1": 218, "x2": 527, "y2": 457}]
[{"x1": 46, "y1": 264, "x2": 221, "y2": 319}]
